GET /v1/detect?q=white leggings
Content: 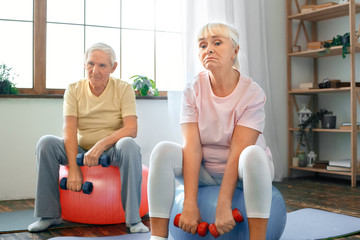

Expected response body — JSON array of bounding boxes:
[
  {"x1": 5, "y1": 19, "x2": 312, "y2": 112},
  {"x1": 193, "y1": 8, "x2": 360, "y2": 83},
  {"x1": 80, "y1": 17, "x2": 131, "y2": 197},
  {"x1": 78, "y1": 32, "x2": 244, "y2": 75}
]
[{"x1": 148, "y1": 141, "x2": 274, "y2": 219}]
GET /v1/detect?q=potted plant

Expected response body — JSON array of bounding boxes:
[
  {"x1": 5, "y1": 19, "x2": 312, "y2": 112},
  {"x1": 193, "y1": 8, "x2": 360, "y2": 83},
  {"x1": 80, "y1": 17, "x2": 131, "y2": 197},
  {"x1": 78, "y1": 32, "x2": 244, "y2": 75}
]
[
  {"x1": 130, "y1": 75, "x2": 159, "y2": 97},
  {"x1": 0, "y1": 64, "x2": 19, "y2": 94},
  {"x1": 320, "y1": 32, "x2": 353, "y2": 59},
  {"x1": 297, "y1": 108, "x2": 333, "y2": 146}
]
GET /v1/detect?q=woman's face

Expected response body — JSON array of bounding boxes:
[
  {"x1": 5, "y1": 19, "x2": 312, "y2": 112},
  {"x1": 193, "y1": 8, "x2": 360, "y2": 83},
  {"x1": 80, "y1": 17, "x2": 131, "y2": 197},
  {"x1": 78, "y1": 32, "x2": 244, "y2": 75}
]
[
  {"x1": 198, "y1": 35, "x2": 238, "y2": 71},
  {"x1": 85, "y1": 50, "x2": 117, "y2": 89}
]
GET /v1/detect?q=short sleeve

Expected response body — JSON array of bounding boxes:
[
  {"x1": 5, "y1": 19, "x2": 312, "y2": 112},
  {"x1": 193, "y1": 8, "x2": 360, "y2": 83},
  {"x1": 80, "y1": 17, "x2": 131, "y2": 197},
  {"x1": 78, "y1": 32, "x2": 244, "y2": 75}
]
[
  {"x1": 63, "y1": 84, "x2": 78, "y2": 117},
  {"x1": 236, "y1": 89, "x2": 266, "y2": 133},
  {"x1": 179, "y1": 83, "x2": 198, "y2": 124},
  {"x1": 119, "y1": 84, "x2": 137, "y2": 117}
]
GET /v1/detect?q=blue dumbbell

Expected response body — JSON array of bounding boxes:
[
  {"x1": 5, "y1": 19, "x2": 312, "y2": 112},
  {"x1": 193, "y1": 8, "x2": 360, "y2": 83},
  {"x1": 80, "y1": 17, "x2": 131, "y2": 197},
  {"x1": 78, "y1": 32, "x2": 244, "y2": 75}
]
[
  {"x1": 59, "y1": 177, "x2": 93, "y2": 194},
  {"x1": 76, "y1": 153, "x2": 110, "y2": 167}
]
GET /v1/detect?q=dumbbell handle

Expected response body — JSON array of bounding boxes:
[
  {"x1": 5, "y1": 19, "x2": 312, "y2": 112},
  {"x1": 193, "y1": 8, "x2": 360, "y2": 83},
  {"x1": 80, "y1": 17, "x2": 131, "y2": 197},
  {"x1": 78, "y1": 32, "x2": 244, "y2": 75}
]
[
  {"x1": 59, "y1": 177, "x2": 93, "y2": 194},
  {"x1": 209, "y1": 208, "x2": 244, "y2": 238},
  {"x1": 174, "y1": 213, "x2": 209, "y2": 237},
  {"x1": 76, "y1": 153, "x2": 110, "y2": 167}
]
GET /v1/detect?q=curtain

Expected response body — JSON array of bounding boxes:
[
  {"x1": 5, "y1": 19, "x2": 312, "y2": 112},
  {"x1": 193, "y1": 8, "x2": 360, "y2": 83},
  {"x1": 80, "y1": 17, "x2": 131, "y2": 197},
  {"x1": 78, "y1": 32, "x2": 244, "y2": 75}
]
[{"x1": 168, "y1": 0, "x2": 285, "y2": 181}]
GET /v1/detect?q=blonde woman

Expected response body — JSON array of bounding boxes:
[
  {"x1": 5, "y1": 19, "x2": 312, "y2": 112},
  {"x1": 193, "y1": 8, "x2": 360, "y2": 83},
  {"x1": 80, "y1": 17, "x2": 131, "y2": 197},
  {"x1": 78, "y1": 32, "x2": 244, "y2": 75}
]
[{"x1": 148, "y1": 23, "x2": 274, "y2": 240}]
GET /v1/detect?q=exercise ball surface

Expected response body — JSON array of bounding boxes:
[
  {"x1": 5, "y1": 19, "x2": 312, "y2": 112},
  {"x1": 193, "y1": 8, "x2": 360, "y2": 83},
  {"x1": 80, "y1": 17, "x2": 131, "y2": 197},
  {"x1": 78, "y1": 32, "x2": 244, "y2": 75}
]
[
  {"x1": 59, "y1": 165, "x2": 149, "y2": 224},
  {"x1": 169, "y1": 185, "x2": 286, "y2": 240}
]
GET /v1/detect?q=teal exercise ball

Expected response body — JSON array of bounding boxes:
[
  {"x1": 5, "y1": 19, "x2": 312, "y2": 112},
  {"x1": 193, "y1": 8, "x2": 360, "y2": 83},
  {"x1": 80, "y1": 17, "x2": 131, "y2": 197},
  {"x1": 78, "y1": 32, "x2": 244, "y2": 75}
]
[{"x1": 169, "y1": 185, "x2": 287, "y2": 240}]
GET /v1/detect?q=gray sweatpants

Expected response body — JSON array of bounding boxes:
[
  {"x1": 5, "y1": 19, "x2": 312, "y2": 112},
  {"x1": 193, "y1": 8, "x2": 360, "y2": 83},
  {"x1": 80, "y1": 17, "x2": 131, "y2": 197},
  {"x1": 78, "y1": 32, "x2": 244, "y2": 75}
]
[{"x1": 34, "y1": 135, "x2": 143, "y2": 224}]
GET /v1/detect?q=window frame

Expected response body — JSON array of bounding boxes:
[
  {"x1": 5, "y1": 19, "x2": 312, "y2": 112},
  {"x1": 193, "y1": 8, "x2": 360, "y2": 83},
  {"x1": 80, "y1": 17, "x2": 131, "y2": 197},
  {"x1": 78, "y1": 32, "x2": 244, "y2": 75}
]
[{"x1": 16, "y1": 0, "x2": 169, "y2": 97}]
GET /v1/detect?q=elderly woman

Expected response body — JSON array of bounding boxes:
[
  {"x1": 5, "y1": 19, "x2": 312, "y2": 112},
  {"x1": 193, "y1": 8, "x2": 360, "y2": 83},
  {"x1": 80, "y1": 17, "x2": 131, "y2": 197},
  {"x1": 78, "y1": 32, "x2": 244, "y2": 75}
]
[
  {"x1": 28, "y1": 43, "x2": 149, "y2": 233},
  {"x1": 148, "y1": 23, "x2": 274, "y2": 240}
]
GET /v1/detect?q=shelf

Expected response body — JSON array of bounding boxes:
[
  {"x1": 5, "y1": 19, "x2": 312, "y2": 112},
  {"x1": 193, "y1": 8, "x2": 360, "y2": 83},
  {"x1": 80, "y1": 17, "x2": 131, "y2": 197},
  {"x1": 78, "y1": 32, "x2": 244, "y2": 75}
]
[
  {"x1": 290, "y1": 166, "x2": 355, "y2": 176},
  {"x1": 289, "y1": 87, "x2": 355, "y2": 94},
  {"x1": 289, "y1": 45, "x2": 360, "y2": 58},
  {"x1": 289, "y1": 128, "x2": 355, "y2": 133},
  {"x1": 288, "y1": 3, "x2": 360, "y2": 22}
]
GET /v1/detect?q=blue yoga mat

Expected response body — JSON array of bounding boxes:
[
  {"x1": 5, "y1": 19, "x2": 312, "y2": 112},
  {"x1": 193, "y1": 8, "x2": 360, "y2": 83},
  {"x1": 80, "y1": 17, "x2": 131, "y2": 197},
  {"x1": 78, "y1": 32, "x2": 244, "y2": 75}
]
[
  {"x1": 48, "y1": 208, "x2": 360, "y2": 240},
  {"x1": 0, "y1": 210, "x2": 92, "y2": 233}
]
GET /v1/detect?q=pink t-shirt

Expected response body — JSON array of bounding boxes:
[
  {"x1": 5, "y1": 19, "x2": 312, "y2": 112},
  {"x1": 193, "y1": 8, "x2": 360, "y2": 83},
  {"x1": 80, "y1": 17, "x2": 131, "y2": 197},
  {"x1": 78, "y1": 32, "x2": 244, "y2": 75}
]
[{"x1": 180, "y1": 71, "x2": 272, "y2": 178}]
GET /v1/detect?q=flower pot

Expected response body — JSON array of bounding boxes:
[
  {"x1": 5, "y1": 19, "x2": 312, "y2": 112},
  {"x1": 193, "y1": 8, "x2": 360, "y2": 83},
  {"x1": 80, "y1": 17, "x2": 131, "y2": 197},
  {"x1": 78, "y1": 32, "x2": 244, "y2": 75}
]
[{"x1": 321, "y1": 115, "x2": 336, "y2": 129}]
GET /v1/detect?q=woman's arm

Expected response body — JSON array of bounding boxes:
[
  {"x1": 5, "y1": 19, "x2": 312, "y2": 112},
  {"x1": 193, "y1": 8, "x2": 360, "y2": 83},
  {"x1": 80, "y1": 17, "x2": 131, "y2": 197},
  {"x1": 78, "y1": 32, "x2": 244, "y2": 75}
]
[
  {"x1": 179, "y1": 122, "x2": 203, "y2": 234},
  {"x1": 84, "y1": 115, "x2": 138, "y2": 166},
  {"x1": 215, "y1": 125, "x2": 260, "y2": 235},
  {"x1": 63, "y1": 116, "x2": 83, "y2": 191}
]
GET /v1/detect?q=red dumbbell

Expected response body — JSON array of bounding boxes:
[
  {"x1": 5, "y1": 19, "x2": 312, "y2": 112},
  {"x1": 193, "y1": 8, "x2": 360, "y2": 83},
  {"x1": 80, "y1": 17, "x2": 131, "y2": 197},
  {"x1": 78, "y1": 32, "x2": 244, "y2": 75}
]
[
  {"x1": 208, "y1": 208, "x2": 244, "y2": 238},
  {"x1": 174, "y1": 213, "x2": 209, "y2": 237}
]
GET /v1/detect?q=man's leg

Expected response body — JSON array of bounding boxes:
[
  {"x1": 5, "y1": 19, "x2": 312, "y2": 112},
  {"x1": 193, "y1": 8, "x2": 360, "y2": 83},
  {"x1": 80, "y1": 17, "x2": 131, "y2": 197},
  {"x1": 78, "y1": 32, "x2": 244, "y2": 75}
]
[{"x1": 109, "y1": 137, "x2": 148, "y2": 233}]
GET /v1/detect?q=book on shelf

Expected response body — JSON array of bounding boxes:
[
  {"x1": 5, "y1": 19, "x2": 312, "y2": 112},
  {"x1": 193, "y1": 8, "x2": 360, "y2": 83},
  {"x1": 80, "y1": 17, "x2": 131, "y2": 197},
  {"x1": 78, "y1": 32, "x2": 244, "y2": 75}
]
[
  {"x1": 298, "y1": 82, "x2": 315, "y2": 89},
  {"x1": 339, "y1": 122, "x2": 360, "y2": 130},
  {"x1": 312, "y1": 160, "x2": 329, "y2": 169},
  {"x1": 326, "y1": 165, "x2": 351, "y2": 172},
  {"x1": 301, "y1": 2, "x2": 338, "y2": 13},
  {"x1": 329, "y1": 159, "x2": 351, "y2": 168}
]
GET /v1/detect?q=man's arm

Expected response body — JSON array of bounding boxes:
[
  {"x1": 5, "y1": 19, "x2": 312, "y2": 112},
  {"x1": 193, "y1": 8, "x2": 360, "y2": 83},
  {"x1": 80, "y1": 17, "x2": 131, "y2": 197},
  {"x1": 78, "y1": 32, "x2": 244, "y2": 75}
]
[
  {"x1": 84, "y1": 115, "x2": 138, "y2": 166},
  {"x1": 63, "y1": 115, "x2": 83, "y2": 191}
]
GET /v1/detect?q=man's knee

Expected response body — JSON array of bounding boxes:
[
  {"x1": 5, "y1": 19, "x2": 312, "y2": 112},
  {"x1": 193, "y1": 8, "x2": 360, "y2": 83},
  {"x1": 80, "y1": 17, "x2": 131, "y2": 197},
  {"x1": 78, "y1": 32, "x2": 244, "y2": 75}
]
[{"x1": 36, "y1": 135, "x2": 62, "y2": 154}]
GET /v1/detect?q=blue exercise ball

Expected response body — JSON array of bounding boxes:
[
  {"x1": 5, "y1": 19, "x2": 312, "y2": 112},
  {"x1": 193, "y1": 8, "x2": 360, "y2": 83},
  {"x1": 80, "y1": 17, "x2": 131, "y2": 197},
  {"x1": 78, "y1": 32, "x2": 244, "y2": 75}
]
[{"x1": 169, "y1": 185, "x2": 287, "y2": 240}]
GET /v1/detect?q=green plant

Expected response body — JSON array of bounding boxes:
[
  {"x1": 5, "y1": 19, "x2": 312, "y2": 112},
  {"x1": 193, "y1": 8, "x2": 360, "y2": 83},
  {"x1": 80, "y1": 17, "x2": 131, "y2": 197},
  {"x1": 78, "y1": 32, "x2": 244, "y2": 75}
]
[
  {"x1": 130, "y1": 75, "x2": 159, "y2": 97},
  {"x1": 0, "y1": 64, "x2": 19, "y2": 94},
  {"x1": 297, "y1": 108, "x2": 333, "y2": 147},
  {"x1": 319, "y1": 32, "x2": 351, "y2": 59}
]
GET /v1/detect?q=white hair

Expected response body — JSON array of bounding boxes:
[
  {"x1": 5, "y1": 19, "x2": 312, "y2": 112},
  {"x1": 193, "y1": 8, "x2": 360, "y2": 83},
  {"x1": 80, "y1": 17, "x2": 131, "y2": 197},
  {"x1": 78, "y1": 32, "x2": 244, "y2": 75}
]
[
  {"x1": 197, "y1": 23, "x2": 240, "y2": 70},
  {"x1": 84, "y1": 42, "x2": 116, "y2": 67}
]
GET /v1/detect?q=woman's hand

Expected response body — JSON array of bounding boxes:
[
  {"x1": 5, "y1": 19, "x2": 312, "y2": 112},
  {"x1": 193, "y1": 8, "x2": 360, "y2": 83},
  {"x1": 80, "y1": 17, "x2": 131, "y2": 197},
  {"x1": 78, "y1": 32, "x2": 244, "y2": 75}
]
[
  {"x1": 178, "y1": 201, "x2": 201, "y2": 234},
  {"x1": 66, "y1": 166, "x2": 83, "y2": 192},
  {"x1": 214, "y1": 203, "x2": 236, "y2": 235}
]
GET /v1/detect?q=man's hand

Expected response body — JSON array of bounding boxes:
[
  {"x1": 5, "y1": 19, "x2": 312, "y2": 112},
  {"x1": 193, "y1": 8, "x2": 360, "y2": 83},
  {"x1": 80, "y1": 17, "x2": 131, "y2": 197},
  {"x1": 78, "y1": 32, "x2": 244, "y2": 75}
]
[
  {"x1": 83, "y1": 144, "x2": 104, "y2": 167},
  {"x1": 66, "y1": 166, "x2": 83, "y2": 192}
]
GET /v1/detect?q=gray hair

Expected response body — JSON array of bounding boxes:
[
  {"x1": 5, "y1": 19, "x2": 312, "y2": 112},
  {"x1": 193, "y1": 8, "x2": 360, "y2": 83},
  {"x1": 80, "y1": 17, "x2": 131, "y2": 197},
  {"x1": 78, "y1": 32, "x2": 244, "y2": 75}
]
[
  {"x1": 197, "y1": 23, "x2": 240, "y2": 70},
  {"x1": 84, "y1": 42, "x2": 116, "y2": 67}
]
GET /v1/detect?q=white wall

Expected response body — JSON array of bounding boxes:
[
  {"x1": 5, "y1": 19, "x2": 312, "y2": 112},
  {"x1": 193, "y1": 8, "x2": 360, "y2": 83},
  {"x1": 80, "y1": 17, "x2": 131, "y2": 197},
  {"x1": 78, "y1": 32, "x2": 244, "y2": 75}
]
[
  {"x1": 0, "y1": 97, "x2": 182, "y2": 200},
  {"x1": 0, "y1": 2, "x2": 290, "y2": 200}
]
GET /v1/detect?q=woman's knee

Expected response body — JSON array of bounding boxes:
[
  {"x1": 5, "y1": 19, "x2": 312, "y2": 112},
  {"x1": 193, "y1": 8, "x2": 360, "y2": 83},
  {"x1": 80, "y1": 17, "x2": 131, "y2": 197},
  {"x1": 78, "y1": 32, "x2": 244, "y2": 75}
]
[
  {"x1": 238, "y1": 145, "x2": 269, "y2": 177},
  {"x1": 150, "y1": 141, "x2": 182, "y2": 167}
]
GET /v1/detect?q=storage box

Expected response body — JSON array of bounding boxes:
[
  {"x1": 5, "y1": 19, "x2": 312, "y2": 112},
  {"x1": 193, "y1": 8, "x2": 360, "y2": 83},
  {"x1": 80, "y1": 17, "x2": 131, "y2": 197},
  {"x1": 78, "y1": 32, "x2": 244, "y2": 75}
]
[{"x1": 308, "y1": 41, "x2": 322, "y2": 50}]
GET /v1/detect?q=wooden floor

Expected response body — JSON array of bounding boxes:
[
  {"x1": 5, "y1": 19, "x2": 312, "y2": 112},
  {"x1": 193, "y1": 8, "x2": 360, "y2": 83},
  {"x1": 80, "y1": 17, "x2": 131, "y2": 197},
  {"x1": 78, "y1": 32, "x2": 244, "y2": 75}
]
[{"x1": 0, "y1": 176, "x2": 360, "y2": 239}]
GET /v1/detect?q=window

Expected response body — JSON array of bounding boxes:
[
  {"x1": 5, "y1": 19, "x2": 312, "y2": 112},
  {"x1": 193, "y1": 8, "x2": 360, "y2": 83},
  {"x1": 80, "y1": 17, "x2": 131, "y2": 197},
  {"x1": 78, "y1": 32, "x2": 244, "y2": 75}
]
[
  {"x1": 0, "y1": 0, "x2": 33, "y2": 88},
  {"x1": 0, "y1": 0, "x2": 186, "y2": 95}
]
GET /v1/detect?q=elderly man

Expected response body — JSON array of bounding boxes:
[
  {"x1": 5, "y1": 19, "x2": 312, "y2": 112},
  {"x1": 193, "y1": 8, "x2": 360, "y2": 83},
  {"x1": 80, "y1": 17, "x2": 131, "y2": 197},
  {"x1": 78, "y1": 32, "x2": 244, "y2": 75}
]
[{"x1": 28, "y1": 43, "x2": 148, "y2": 233}]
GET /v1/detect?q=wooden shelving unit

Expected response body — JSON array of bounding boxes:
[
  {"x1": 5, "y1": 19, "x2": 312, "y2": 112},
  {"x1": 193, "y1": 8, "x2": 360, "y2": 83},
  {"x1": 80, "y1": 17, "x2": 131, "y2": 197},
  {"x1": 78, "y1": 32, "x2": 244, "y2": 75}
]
[{"x1": 286, "y1": 0, "x2": 360, "y2": 187}]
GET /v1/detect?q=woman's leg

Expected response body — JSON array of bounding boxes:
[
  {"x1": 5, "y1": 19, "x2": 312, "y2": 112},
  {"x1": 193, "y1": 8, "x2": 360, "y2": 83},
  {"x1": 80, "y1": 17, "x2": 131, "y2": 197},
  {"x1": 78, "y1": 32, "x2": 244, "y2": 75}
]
[
  {"x1": 238, "y1": 145, "x2": 274, "y2": 240},
  {"x1": 148, "y1": 141, "x2": 184, "y2": 239}
]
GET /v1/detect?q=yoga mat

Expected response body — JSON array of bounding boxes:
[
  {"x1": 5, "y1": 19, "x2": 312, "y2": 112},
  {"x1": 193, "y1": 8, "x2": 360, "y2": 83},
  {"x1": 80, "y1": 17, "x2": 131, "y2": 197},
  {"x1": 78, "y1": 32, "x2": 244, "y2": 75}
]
[
  {"x1": 280, "y1": 208, "x2": 360, "y2": 240},
  {"x1": 49, "y1": 208, "x2": 360, "y2": 240},
  {"x1": 0, "y1": 210, "x2": 92, "y2": 233}
]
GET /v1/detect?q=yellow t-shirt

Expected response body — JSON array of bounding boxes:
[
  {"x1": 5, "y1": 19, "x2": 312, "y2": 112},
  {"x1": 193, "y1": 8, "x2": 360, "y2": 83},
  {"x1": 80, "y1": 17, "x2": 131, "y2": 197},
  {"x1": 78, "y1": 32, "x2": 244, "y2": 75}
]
[{"x1": 63, "y1": 76, "x2": 136, "y2": 150}]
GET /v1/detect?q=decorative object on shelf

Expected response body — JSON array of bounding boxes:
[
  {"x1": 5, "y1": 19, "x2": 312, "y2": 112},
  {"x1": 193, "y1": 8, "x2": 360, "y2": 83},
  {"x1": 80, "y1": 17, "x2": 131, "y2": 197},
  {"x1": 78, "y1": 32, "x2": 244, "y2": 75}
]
[
  {"x1": 292, "y1": 157, "x2": 299, "y2": 167},
  {"x1": 321, "y1": 115, "x2": 337, "y2": 129},
  {"x1": 320, "y1": 32, "x2": 351, "y2": 58},
  {"x1": 307, "y1": 41, "x2": 322, "y2": 50},
  {"x1": 298, "y1": 105, "x2": 312, "y2": 125},
  {"x1": 299, "y1": 82, "x2": 315, "y2": 89},
  {"x1": 318, "y1": 78, "x2": 342, "y2": 89},
  {"x1": 0, "y1": 64, "x2": 19, "y2": 95},
  {"x1": 130, "y1": 75, "x2": 159, "y2": 97},
  {"x1": 297, "y1": 150, "x2": 307, "y2": 167},
  {"x1": 307, "y1": 151, "x2": 317, "y2": 167},
  {"x1": 297, "y1": 108, "x2": 333, "y2": 146}
]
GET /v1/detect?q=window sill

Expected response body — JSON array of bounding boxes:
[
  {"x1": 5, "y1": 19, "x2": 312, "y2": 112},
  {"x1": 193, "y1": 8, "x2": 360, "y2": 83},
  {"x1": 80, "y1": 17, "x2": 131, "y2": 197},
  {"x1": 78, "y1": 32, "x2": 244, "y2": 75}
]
[{"x1": 0, "y1": 94, "x2": 168, "y2": 100}]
